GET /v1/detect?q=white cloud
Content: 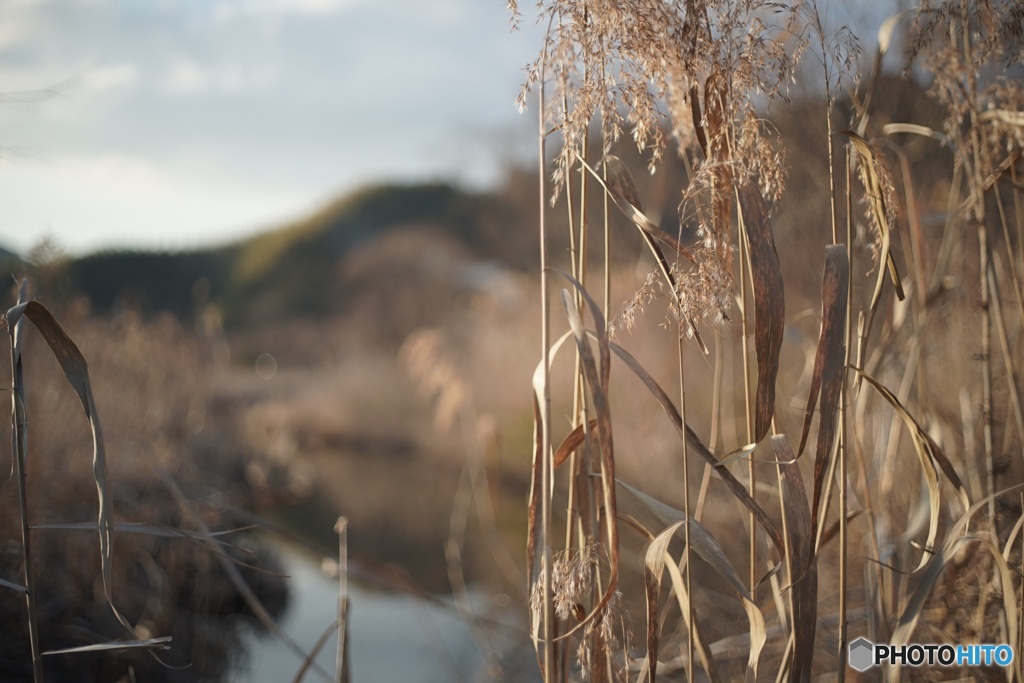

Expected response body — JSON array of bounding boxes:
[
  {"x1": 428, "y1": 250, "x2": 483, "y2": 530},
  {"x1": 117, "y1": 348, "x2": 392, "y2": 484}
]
[
  {"x1": 273, "y1": 0, "x2": 349, "y2": 14},
  {"x1": 83, "y1": 63, "x2": 139, "y2": 92},
  {"x1": 0, "y1": 151, "x2": 312, "y2": 254},
  {"x1": 161, "y1": 58, "x2": 210, "y2": 94},
  {"x1": 0, "y1": 0, "x2": 47, "y2": 52},
  {"x1": 160, "y1": 57, "x2": 279, "y2": 95},
  {"x1": 56, "y1": 153, "x2": 166, "y2": 193}
]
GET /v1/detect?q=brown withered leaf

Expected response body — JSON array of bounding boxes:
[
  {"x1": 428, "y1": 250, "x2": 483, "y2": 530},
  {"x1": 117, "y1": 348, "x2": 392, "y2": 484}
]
[
  {"x1": 771, "y1": 436, "x2": 816, "y2": 683},
  {"x1": 553, "y1": 419, "x2": 597, "y2": 470},
  {"x1": 704, "y1": 71, "x2": 735, "y2": 275},
  {"x1": 798, "y1": 245, "x2": 848, "y2": 457},
  {"x1": 800, "y1": 245, "x2": 850, "y2": 536},
  {"x1": 737, "y1": 180, "x2": 784, "y2": 443},
  {"x1": 689, "y1": 83, "x2": 708, "y2": 158}
]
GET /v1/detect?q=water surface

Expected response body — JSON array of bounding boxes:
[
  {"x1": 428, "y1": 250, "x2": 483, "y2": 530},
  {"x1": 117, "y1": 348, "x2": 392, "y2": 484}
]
[{"x1": 232, "y1": 544, "x2": 502, "y2": 682}]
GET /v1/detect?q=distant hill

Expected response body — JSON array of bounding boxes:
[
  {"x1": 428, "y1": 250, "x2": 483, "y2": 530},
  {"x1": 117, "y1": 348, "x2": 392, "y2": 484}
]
[{"x1": 60, "y1": 182, "x2": 527, "y2": 326}]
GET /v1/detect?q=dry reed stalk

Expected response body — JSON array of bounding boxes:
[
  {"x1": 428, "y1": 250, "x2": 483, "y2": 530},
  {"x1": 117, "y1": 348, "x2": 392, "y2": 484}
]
[
  {"x1": 527, "y1": 10, "x2": 556, "y2": 680},
  {"x1": 335, "y1": 517, "x2": 349, "y2": 683},
  {"x1": 7, "y1": 285, "x2": 43, "y2": 682}
]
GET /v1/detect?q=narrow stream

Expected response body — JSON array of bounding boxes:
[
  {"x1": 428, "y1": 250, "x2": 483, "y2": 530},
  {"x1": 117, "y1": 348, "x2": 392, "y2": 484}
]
[{"x1": 231, "y1": 543, "x2": 526, "y2": 682}]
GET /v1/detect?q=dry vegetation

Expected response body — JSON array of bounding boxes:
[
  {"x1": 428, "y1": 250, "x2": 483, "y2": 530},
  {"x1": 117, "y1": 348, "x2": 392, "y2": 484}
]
[
  {"x1": 511, "y1": 0, "x2": 1024, "y2": 681},
  {"x1": 3, "y1": 1, "x2": 1024, "y2": 681},
  {"x1": 0, "y1": 295, "x2": 289, "y2": 682}
]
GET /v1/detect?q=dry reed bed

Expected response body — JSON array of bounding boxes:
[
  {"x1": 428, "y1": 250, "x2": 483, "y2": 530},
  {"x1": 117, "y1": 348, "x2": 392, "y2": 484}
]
[
  {"x1": 0, "y1": 295, "x2": 292, "y2": 682},
  {"x1": 512, "y1": 0, "x2": 1024, "y2": 680}
]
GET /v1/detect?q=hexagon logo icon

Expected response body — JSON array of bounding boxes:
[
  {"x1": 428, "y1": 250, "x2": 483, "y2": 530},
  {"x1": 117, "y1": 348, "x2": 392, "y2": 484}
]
[{"x1": 849, "y1": 637, "x2": 875, "y2": 672}]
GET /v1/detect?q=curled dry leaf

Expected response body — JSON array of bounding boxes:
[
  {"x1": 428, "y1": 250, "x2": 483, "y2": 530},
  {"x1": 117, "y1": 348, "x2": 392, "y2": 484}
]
[
  {"x1": 5, "y1": 301, "x2": 121, "y2": 626},
  {"x1": 855, "y1": 369, "x2": 970, "y2": 571},
  {"x1": 553, "y1": 419, "x2": 598, "y2": 470}
]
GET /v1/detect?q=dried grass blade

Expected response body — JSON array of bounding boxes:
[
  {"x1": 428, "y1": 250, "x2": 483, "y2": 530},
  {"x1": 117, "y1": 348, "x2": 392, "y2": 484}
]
[
  {"x1": 291, "y1": 621, "x2": 340, "y2": 683},
  {"x1": 33, "y1": 521, "x2": 251, "y2": 538},
  {"x1": 7, "y1": 288, "x2": 41, "y2": 680},
  {"x1": 5, "y1": 300, "x2": 127, "y2": 628},
  {"x1": 0, "y1": 577, "x2": 27, "y2": 593},
  {"x1": 855, "y1": 369, "x2": 970, "y2": 513},
  {"x1": 631, "y1": 514, "x2": 721, "y2": 683},
  {"x1": 798, "y1": 245, "x2": 849, "y2": 458},
  {"x1": 840, "y1": 130, "x2": 905, "y2": 305},
  {"x1": 643, "y1": 521, "x2": 682, "y2": 683},
  {"x1": 955, "y1": 149, "x2": 1022, "y2": 217},
  {"x1": 577, "y1": 155, "x2": 708, "y2": 354},
  {"x1": 663, "y1": 553, "x2": 722, "y2": 683},
  {"x1": 618, "y1": 479, "x2": 765, "y2": 681},
  {"x1": 42, "y1": 637, "x2": 173, "y2": 656},
  {"x1": 770, "y1": 436, "x2": 816, "y2": 683},
  {"x1": 689, "y1": 84, "x2": 708, "y2": 158},
  {"x1": 819, "y1": 510, "x2": 865, "y2": 548},
  {"x1": 605, "y1": 335, "x2": 785, "y2": 553},
  {"x1": 805, "y1": 246, "x2": 849, "y2": 537},
  {"x1": 861, "y1": 10, "x2": 915, "y2": 125},
  {"x1": 335, "y1": 516, "x2": 349, "y2": 683},
  {"x1": 737, "y1": 181, "x2": 785, "y2": 442},
  {"x1": 704, "y1": 72, "x2": 736, "y2": 275},
  {"x1": 857, "y1": 372, "x2": 940, "y2": 570},
  {"x1": 555, "y1": 270, "x2": 609, "y2": 385},
  {"x1": 527, "y1": 395, "x2": 543, "y2": 591},
  {"x1": 979, "y1": 109, "x2": 1024, "y2": 127},
  {"x1": 882, "y1": 122, "x2": 945, "y2": 141},
  {"x1": 617, "y1": 480, "x2": 750, "y2": 600},
  {"x1": 553, "y1": 419, "x2": 597, "y2": 470},
  {"x1": 586, "y1": 155, "x2": 695, "y2": 263}
]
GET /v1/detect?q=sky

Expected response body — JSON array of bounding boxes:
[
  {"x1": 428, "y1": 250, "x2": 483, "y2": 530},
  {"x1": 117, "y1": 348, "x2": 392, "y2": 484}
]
[{"x1": 0, "y1": 0, "x2": 543, "y2": 256}]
